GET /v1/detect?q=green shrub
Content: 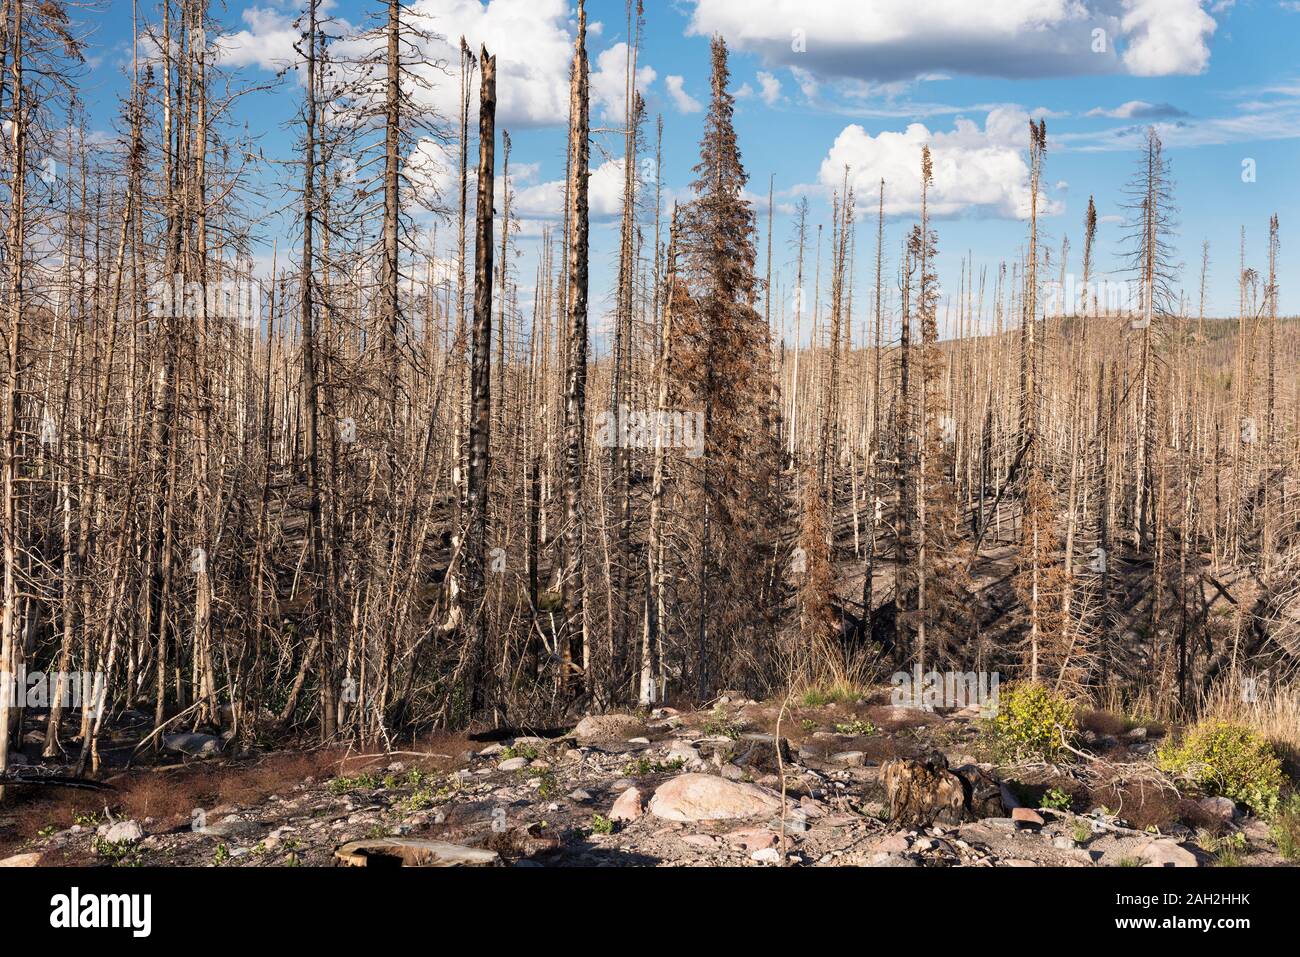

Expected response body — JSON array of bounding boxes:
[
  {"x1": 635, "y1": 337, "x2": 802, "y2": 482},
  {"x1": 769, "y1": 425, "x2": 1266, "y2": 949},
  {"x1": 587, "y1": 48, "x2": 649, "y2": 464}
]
[
  {"x1": 985, "y1": 683, "x2": 1076, "y2": 761},
  {"x1": 1040, "y1": 787, "x2": 1072, "y2": 811},
  {"x1": 590, "y1": 814, "x2": 614, "y2": 835},
  {"x1": 1157, "y1": 720, "x2": 1283, "y2": 816}
]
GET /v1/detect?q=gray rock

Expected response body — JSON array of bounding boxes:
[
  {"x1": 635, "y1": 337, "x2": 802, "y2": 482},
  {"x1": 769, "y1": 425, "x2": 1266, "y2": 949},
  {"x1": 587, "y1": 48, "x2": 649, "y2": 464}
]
[
  {"x1": 1136, "y1": 839, "x2": 1199, "y2": 868},
  {"x1": 162, "y1": 732, "x2": 223, "y2": 756},
  {"x1": 868, "y1": 852, "x2": 919, "y2": 867},
  {"x1": 571, "y1": 714, "x2": 649, "y2": 744},
  {"x1": 831, "y1": 751, "x2": 866, "y2": 767},
  {"x1": 1195, "y1": 796, "x2": 1237, "y2": 823},
  {"x1": 96, "y1": 820, "x2": 144, "y2": 844},
  {"x1": 498, "y1": 757, "x2": 529, "y2": 771}
]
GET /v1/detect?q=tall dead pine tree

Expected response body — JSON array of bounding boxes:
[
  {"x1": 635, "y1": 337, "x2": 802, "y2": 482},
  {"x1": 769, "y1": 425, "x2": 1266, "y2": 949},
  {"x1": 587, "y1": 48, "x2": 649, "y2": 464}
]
[
  {"x1": 463, "y1": 47, "x2": 496, "y2": 716},
  {"x1": 560, "y1": 5, "x2": 589, "y2": 699}
]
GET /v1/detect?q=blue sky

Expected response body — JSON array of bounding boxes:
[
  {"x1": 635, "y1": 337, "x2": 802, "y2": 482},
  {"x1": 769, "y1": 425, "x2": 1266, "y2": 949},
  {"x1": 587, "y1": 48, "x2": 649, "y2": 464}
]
[{"x1": 72, "y1": 0, "x2": 1300, "y2": 342}]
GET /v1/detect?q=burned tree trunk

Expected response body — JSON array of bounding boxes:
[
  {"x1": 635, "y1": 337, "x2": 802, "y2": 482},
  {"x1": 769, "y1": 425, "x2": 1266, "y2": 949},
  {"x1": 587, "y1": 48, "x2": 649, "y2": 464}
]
[
  {"x1": 560, "y1": 6, "x2": 589, "y2": 700},
  {"x1": 463, "y1": 47, "x2": 496, "y2": 716}
]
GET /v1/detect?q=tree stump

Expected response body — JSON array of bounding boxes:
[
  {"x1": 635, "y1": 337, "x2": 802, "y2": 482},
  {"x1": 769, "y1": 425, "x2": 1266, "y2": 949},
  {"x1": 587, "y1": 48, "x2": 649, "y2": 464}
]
[{"x1": 882, "y1": 752, "x2": 969, "y2": 827}]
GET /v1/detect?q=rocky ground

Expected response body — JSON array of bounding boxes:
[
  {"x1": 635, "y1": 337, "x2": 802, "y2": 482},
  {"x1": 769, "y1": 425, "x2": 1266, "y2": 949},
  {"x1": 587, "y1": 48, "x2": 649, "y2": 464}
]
[{"x1": 1, "y1": 691, "x2": 1293, "y2": 868}]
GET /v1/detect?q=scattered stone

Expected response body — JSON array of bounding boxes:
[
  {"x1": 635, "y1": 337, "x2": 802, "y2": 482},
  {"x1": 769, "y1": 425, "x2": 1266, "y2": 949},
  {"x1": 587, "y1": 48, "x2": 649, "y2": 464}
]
[
  {"x1": 1126, "y1": 727, "x2": 1148, "y2": 742},
  {"x1": 0, "y1": 853, "x2": 42, "y2": 867},
  {"x1": 1135, "y1": 839, "x2": 1199, "y2": 868},
  {"x1": 498, "y1": 757, "x2": 529, "y2": 772},
  {"x1": 610, "y1": 787, "x2": 643, "y2": 822},
  {"x1": 874, "y1": 833, "x2": 911, "y2": 854},
  {"x1": 798, "y1": 795, "x2": 827, "y2": 817},
  {"x1": 571, "y1": 714, "x2": 649, "y2": 744},
  {"x1": 627, "y1": 737, "x2": 651, "y2": 745},
  {"x1": 831, "y1": 751, "x2": 866, "y2": 767},
  {"x1": 96, "y1": 820, "x2": 144, "y2": 844},
  {"x1": 665, "y1": 742, "x2": 702, "y2": 770},
  {"x1": 334, "y1": 838, "x2": 500, "y2": 868},
  {"x1": 727, "y1": 828, "x2": 778, "y2": 851},
  {"x1": 568, "y1": 788, "x2": 593, "y2": 802},
  {"x1": 647, "y1": 773, "x2": 783, "y2": 822},
  {"x1": 1011, "y1": 808, "x2": 1045, "y2": 828},
  {"x1": 868, "y1": 852, "x2": 918, "y2": 867},
  {"x1": 751, "y1": 847, "x2": 781, "y2": 865},
  {"x1": 1195, "y1": 796, "x2": 1237, "y2": 823},
  {"x1": 778, "y1": 813, "x2": 810, "y2": 833},
  {"x1": 680, "y1": 834, "x2": 720, "y2": 849}
]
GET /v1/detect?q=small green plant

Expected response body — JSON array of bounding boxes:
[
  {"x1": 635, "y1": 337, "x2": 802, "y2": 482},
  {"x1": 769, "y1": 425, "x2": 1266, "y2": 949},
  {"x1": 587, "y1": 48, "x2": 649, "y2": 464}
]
[
  {"x1": 1114, "y1": 856, "x2": 1142, "y2": 867},
  {"x1": 985, "y1": 683, "x2": 1077, "y2": 762},
  {"x1": 37, "y1": 824, "x2": 58, "y2": 838},
  {"x1": 703, "y1": 706, "x2": 740, "y2": 739},
  {"x1": 590, "y1": 814, "x2": 615, "y2": 835},
  {"x1": 328, "y1": 771, "x2": 382, "y2": 794},
  {"x1": 1040, "y1": 787, "x2": 1072, "y2": 811},
  {"x1": 1071, "y1": 818, "x2": 1093, "y2": 844},
  {"x1": 91, "y1": 837, "x2": 140, "y2": 866},
  {"x1": 1200, "y1": 830, "x2": 1248, "y2": 867},
  {"x1": 622, "y1": 756, "x2": 685, "y2": 776},
  {"x1": 501, "y1": 742, "x2": 541, "y2": 761},
  {"x1": 834, "y1": 718, "x2": 877, "y2": 736},
  {"x1": 213, "y1": 843, "x2": 230, "y2": 865},
  {"x1": 1157, "y1": 720, "x2": 1284, "y2": 815},
  {"x1": 530, "y1": 769, "x2": 558, "y2": 798},
  {"x1": 800, "y1": 719, "x2": 817, "y2": 733},
  {"x1": 1269, "y1": 793, "x2": 1300, "y2": 862},
  {"x1": 74, "y1": 811, "x2": 101, "y2": 828}
]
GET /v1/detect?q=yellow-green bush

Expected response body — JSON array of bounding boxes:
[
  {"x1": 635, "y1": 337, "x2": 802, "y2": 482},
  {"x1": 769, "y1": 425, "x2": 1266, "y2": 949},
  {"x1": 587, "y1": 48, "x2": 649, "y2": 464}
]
[
  {"x1": 986, "y1": 683, "x2": 1076, "y2": 761},
  {"x1": 1157, "y1": 720, "x2": 1284, "y2": 816}
]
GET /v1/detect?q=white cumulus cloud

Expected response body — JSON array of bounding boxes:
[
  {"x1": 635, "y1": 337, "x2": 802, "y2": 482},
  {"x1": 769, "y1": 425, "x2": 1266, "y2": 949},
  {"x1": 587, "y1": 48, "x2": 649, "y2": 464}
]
[
  {"x1": 591, "y1": 42, "x2": 657, "y2": 122},
  {"x1": 665, "y1": 75, "x2": 704, "y2": 113},
  {"x1": 687, "y1": 0, "x2": 1224, "y2": 82},
  {"x1": 814, "y1": 108, "x2": 1064, "y2": 220},
  {"x1": 1120, "y1": 0, "x2": 1218, "y2": 75}
]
